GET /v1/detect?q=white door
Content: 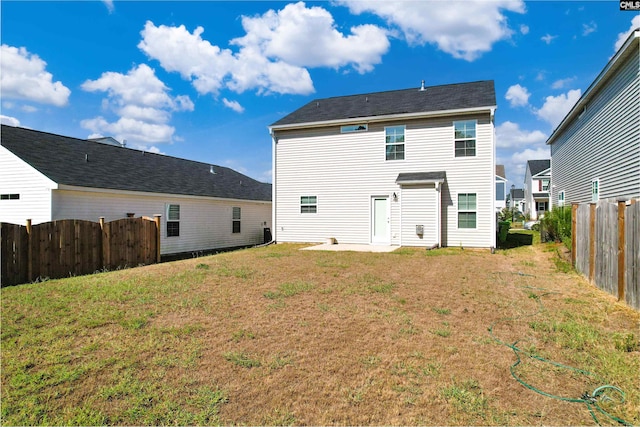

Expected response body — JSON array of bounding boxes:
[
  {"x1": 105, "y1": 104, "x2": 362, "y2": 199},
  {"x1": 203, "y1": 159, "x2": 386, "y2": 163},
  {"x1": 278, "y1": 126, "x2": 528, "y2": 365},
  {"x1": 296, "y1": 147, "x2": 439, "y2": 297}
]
[{"x1": 371, "y1": 196, "x2": 389, "y2": 244}]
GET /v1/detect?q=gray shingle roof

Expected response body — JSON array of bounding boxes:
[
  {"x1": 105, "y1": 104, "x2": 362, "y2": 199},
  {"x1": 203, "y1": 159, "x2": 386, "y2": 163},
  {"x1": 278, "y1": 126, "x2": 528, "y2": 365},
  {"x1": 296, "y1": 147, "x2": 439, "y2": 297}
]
[
  {"x1": 512, "y1": 189, "x2": 525, "y2": 199},
  {"x1": 527, "y1": 159, "x2": 551, "y2": 176},
  {"x1": 271, "y1": 80, "x2": 496, "y2": 127},
  {"x1": 1, "y1": 125, "x2": 271, "y2": 202}
]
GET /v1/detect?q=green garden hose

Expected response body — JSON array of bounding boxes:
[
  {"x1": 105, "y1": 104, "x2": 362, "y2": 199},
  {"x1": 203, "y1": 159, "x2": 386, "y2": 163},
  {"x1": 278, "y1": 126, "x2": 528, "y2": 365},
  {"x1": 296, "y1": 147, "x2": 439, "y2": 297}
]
[{"x1": 489, "y1": 276, "x2": 632, "y2": 426}]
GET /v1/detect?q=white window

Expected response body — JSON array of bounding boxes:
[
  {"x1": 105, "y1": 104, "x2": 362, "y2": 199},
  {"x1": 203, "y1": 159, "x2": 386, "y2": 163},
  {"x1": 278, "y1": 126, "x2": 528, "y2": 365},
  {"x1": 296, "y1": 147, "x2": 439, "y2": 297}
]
[
  {"x1": 0, "y1": 194, "x2": 20, "y2": 200},
  {"x1": 385, "y1": 125, "x2": 405, "y2": 161},
  {"x1": 166, "y1": 204, "x2": 180, "y2": 237},
  {"x1": 558, "y1": 191, "x2": 565, "y2": 207},
  {"x1": 454, "y1": 120, "x2": 476, "y2": 157},
  {"x1": 458, "y1": 193, "x2": 477, "y2": 229},
  {"x1": 341, "y1": 124, "x2": 367, "y2": 133},
  {"x1": 300, "y1": 196, "x2": 317, "y2": 213},
  {"x1": 591, "y1": 179, "x2": 599, "y2": 202},
  {"x1": 232, "y1": 207, "x2": 241, "y2": 233},
  {"x1": 536, "y1": 201, "x2": 548, "y2": 213},
  {"x1": 542, "y1": 179, "x2": 550, "y2": 191}
]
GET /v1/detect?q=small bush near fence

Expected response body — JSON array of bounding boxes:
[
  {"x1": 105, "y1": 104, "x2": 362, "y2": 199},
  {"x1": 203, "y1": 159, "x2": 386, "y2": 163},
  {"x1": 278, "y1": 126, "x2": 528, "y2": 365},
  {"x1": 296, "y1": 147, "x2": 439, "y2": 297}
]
[
  {"x1": 1, "y1": 217, "x2": 160, "y2": 287},
  {"x1": 540, "y1": 206, "x2": 572, "y2": 248}
]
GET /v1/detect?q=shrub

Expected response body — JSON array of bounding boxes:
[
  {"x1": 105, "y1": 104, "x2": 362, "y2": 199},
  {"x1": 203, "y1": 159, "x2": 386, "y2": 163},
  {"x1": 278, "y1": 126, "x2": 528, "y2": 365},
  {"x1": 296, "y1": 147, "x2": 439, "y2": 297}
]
[{"x1": 540, "y1": 206, "x2": 571, "y2": 246}]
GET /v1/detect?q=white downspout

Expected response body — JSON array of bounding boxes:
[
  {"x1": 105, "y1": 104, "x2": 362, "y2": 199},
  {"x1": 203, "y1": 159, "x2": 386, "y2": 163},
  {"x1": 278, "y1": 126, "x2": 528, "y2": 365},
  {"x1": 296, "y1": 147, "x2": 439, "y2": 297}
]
[
  {"x1": 436, "y1": 182, "x2": 442, "y2": 248},
  {"x1": 270, "y1": 129, "x2": 277, "y2": 243}
]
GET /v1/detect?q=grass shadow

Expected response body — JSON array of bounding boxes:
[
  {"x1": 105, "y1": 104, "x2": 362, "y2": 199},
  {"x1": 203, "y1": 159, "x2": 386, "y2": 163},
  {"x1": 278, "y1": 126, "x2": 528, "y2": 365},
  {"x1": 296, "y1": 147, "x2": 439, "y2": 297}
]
[{"x1": 498, "y1": 230, "x2": 535, "y2": 249}]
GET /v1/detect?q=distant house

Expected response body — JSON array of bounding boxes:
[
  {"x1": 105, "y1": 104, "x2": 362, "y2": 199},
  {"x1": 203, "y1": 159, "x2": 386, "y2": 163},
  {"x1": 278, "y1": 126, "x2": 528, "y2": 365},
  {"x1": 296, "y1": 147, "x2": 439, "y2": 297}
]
[
  {"x1": 495, "y1": 165, "x2": 507, "y2": 212},
  {"x1": 269, "y1": 80, "x2": 497, "y2": 249},
  {"x1": 524, "y1": 159, "x2": 551, "y2": 220},
  {"x1": 547, "y1": 29, "x2": 639, "y2": 205},
  {"x1": 0, "y1": 125, "x2": 272, "y2": 256},
  {"x1": 510, "y1": 188, "x2": 525, "y2": 213}
]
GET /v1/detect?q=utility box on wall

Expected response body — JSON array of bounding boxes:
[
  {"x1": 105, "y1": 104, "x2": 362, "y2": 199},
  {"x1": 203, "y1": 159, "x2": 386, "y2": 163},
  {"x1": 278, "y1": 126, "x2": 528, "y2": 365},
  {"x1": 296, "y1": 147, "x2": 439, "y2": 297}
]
[{"x1": 416, "y1": 225, "x2": 424, "y2": 235}]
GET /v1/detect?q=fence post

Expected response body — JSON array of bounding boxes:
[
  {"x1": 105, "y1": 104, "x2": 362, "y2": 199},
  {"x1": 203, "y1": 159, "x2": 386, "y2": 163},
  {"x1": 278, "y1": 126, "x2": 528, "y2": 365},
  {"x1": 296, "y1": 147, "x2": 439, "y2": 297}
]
[
  {"x1": 26, "y1": 219, "x2": 33, "y2": 282},
  {"x1": 99, "y1": 217, "x2": 107, "y2": 269},
  {"x1": 571, "y1": 203, "x2": 578, "y2": 267},
  {"x1": 618, "y1": 201, "x2": 626, "y2": 301},
  {"x1": 154, "y1": 214, "x2": 161, "y2": 263},
  {"x1": 589, "y1": 203, "x2": 596, "y2": 283}
]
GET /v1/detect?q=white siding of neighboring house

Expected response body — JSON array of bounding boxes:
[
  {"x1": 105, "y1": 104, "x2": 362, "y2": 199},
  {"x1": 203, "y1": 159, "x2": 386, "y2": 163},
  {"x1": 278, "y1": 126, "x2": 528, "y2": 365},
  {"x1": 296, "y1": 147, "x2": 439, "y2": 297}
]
[
  {"x1": 550, "y1": 38, "x2": 640, "y2": 205},
  {"x1": 51, "y1": 188, "x2": 271, "y2": 255},
  {"x1": 274, "y1": 113, "x2": 495, "y2": 248},
  {"x1": 0, "y1": 145, "x2": 55, "y2": 225}
]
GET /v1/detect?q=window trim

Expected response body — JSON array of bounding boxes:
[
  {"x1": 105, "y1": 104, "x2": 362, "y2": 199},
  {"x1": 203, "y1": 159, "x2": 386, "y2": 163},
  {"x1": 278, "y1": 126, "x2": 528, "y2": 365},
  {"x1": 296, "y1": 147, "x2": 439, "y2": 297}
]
[
  {"x1": 454, "y1": 120, "x2": 477, "y2": 158},
  {"x1": 558, "y1": 190, "x2": 565, "y2": 207},
  {"x1": 457, "y1": 193, "x2": 477, "y2": 229},
  {"x1": 232, "y1": 207, "x2": 241, "y2": 234},
  {"x1": 300, "y1": 196, "x2": 317, "y2": 214},
  {"x1": 385, "y1": 125, "x2": 405, "y2": 161},
  {"x1": 166, "y1": 204, "x2": 180, "y2": 237}
]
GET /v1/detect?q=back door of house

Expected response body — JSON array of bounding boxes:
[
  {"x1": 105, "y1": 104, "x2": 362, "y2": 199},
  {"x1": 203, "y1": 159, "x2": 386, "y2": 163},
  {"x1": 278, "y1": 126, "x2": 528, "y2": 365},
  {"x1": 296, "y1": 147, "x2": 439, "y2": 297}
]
[{"x1": 371, "y1": 196, "x2": 389, "y2": 244}]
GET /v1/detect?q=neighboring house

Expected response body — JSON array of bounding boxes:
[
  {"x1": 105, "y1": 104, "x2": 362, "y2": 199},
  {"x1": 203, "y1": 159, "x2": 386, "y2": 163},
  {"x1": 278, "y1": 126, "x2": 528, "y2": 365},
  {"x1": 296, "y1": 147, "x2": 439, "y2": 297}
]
[
  {"x1": 524, "y1": 159, "x2": 551, "y2": 220},
  {"x1": 0, "y1": 125, "x2": 272, "y2": 256},
  {"x1": 495, "y1": 165, "x2": 507, "y2": 212},
  {"x1": 269, "y1": 80, "x2": 497, "y2": 249},
  {"x1": 547, "y1": 28, "x2": 640, "y2": 205},
  {"x1": 510, "y1": 188, "x2": 525, "y2": 213}
]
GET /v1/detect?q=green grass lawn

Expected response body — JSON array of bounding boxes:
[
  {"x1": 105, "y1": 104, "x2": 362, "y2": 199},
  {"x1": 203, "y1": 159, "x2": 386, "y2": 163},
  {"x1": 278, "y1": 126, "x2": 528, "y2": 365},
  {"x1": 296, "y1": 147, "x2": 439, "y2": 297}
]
[{"x1": 1, "y1": 242, "x2": 638, "y2": 425}]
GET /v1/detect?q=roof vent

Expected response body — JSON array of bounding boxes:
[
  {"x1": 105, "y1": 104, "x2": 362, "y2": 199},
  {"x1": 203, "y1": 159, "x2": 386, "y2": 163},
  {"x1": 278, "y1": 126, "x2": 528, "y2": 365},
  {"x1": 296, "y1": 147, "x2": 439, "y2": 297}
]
[
  {"x1": 85, "y1": 154, "x2": 89, "y2": 162},
  {"x1": 210, "y1": 165, "x2": 216, "y2": 174},
  {"x1": 420, "y1": 80, "x2": 426, "y2": 91}
]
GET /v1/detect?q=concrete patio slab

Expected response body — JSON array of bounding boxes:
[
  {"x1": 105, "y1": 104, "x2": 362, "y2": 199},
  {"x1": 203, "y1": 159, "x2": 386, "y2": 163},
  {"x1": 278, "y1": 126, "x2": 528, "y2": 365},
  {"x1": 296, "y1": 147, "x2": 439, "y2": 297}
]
[{"x1": 301, "y1": 243, "x2": 399, "y2": 253}]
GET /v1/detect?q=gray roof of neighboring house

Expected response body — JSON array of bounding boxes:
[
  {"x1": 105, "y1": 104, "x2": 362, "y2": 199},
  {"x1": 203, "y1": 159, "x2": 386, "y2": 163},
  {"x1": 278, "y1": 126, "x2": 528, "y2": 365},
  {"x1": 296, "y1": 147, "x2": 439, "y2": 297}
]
[
  {"x1": 271, "y1": 80, "x2": 496, "y2": 127},
  {"x1": 495, "y1": 165, "x2": 506, "y2": 179},
  {"x1": 1, "y1": 125, "x2": 271, "y2": 202},
  {"x1": 527, "y1": 159, "x2": 551, "y2": 176},
  {"x1": 512, "y1": 189, "x2": 525, "y2": 199}
]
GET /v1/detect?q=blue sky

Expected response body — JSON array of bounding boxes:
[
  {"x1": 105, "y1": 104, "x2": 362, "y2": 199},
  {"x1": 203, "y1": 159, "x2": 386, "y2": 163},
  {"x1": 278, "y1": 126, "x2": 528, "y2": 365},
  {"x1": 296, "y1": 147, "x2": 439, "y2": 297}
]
[{"x1": 1, "y1": 1, "x2": 638, "y2": 186}]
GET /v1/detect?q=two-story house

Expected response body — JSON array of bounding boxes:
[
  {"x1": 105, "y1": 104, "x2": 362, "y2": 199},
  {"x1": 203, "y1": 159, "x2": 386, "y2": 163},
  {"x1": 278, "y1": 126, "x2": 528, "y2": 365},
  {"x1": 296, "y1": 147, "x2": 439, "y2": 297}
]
[
  {"x1": 269, "y1": 80, "x2": 497, "y2": 249},
  {"x1": 524, "y1": 159, "x2": 551, "y2": 220},
  {"x1": 547, "y1": 28, "x2": 639, "y2": 205}
]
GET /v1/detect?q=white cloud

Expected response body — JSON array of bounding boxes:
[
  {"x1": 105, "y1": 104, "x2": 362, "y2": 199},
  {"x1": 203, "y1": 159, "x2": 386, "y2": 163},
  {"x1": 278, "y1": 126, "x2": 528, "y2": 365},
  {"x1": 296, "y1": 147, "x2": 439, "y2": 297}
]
[
  {"x1": 103, "y1": 0, "x2": 114, "y2": 13},
  {"x1": 505, "y1": 84, "x2": 530, "y2": 107},
  {"x1": 233, "y1": 2, "x2": 389, "y2": 73},
  {"x1": 614, "y1": 15, "x2": 640, "y2": 52},
  {"x1": 138, "y1": 3, "x2": 389, "y2": 96},
  {"x1": 582, "y1": 21, "x2": 597, "y2": 36},
  {"x1": 505, "y1": 146, "x2": 551, "y2": 185},
  {"x1": 535, "y1": 89, "x2": 581, "y2": 129},
  {"x1": 520, "y1": 24, "x2": 529, "y2": 35},
  {"x1": 222, "y1": 98, "x2": 245, "y2": 113},
  {"x1": 338, "y1": 0, "x2": 525, "y2": 61},
  {"x1": 21, "y1": 105, "x2": 38, "y2": 113},
  {"x1": 496, "y1": 121, "x2": 547, "y2": 149},
  {"x1": 541, "y1": 34, "x2": 557, "y2": 44},
  {"x1": 0, "y1": 115, "x2": 21, "y2": 126},
  {"x1": 0, "y1": 44, "x2": 71, "y2": 106},
  {"x1": 80, "y1": 64, "x2": 193, "y2": 148},
  {"x1": 551, "y1": 76, "x2": 576, "y2": 89}
]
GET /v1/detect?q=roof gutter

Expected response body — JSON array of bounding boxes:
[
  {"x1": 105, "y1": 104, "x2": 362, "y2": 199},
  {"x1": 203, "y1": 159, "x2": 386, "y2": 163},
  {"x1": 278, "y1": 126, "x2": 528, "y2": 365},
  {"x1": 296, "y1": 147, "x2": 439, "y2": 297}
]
[
  {"x1": 546, "y1": 29, "x2": 639, "y2": 146},
  {"x1": 269, "y1": 105, "x2": 497, "y2": 132}
]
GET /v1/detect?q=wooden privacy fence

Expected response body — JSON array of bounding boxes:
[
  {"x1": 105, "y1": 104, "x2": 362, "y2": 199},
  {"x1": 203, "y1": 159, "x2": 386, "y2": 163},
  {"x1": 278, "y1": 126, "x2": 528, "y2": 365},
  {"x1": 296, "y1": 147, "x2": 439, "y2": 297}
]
[
  {"x1": 572, "y1": 200, "x2": 639, "y2": 310},
  {"x1": 1, "y1": 216, "x2": 161, "y2": 286}
]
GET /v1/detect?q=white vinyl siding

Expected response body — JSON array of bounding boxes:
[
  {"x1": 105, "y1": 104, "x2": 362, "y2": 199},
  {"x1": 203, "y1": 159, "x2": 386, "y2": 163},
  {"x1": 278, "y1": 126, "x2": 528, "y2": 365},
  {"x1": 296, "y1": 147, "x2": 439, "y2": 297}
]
[
  {"x1": 0, "y1": 145, "x2": 55, "y2": 225},
  {"x1": 400, "y1": 185, "x2": 438, "y2": 247},
  {"x1": 51, "y1": 189, "x2": 271, "y2": 255},
  {"x1": 274, "y1": 113, "x2": 495, "y2": 248},
  {"x1": 550, "y1": 41, "x2": 640, "y2": 204}
]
